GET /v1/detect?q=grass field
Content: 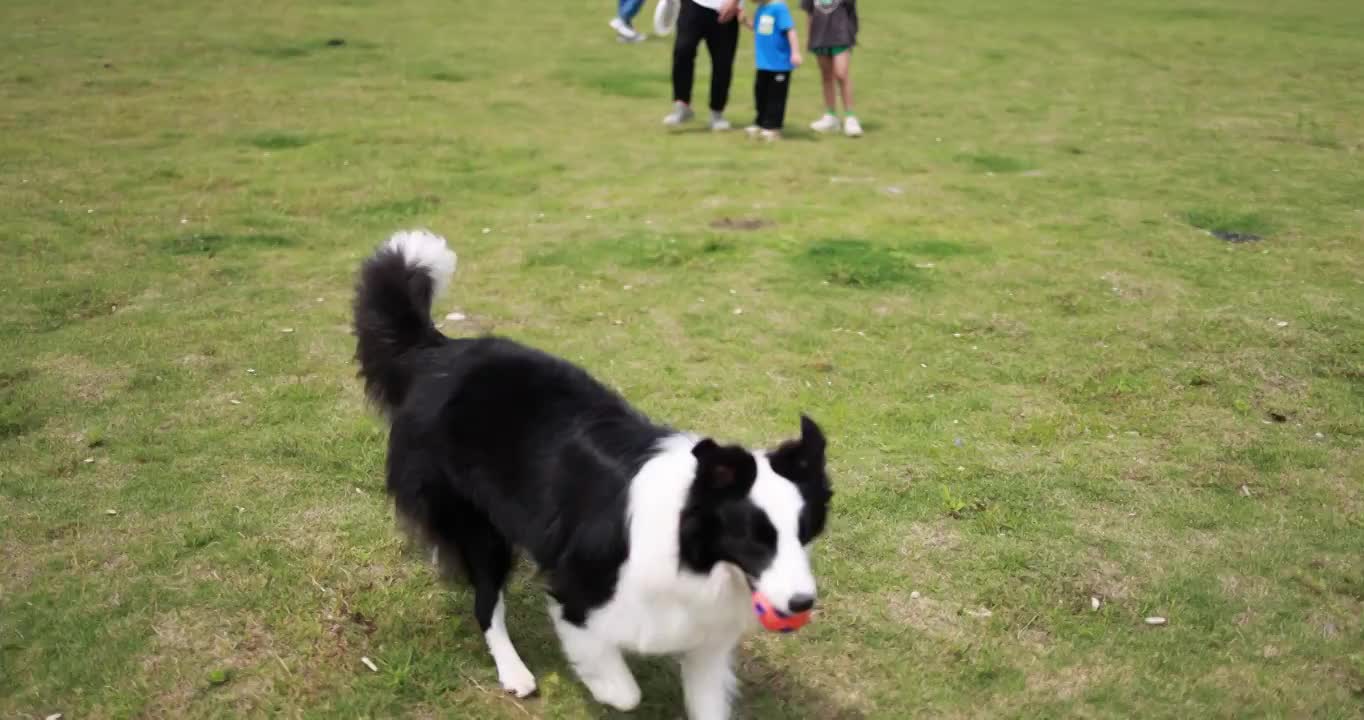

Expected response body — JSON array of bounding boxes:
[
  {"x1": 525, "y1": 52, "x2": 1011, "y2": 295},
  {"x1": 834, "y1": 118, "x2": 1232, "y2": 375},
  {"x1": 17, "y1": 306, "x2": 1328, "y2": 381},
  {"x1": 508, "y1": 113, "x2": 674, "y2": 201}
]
[{"x1": 3, "y1": 0, "x2": 1363, "y2": 717}]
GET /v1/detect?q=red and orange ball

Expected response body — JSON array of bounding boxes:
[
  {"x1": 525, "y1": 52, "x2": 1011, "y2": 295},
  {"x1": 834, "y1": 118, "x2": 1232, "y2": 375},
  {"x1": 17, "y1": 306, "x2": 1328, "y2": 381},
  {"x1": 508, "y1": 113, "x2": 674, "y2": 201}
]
[{"x1": 751, "y1": 591, "x2": 813, "y2": 633}]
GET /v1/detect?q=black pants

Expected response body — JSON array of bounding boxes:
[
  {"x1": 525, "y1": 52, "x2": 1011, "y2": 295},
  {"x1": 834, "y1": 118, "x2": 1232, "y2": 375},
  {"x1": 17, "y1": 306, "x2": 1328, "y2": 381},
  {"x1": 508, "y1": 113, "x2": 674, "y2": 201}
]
[
  {"x1": 753, "y1": 70, "x2": 791, "y2": 130},
  {"x1": 672, "y1": 0, "x2": 739, "y2": 112}
]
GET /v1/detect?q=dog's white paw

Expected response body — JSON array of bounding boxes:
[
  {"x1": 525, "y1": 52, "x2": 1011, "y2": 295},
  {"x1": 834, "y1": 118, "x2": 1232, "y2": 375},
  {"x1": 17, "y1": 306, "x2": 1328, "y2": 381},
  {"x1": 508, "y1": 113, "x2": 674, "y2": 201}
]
[
  {"x1": 496, "y1": 663, "x2": 538, "y2": 698},
  {"x1": 585, "y1": 673, "x2": 641, "y2": 712}
]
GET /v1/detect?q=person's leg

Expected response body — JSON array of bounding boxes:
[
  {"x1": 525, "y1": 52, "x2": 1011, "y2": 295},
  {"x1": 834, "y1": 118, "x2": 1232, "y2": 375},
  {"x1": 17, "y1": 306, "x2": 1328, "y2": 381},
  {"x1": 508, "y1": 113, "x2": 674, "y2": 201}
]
[
  {"x1": 819, "y1": 53, "x2": 837, "y2": 113},
  {"x1": 758, "y1": 71, "x2": 787, "y2": 136},
  {"x1": 761, "y1": 70, "x2": 782, "y2": 129},
  {"x1": 618, "y1": 0, "x2": 645, "y2": 24},
  {"x1": 704, "y1": 14, "x2": 740, "y2": 114},
  {"x1": 753, "y1": 70, "x2": 767, "y2": 130},
  {"x1": 771, "y1": 70, "x2": 791, "y2": 131},
  {"x1": 757, "y1": 70, "x2": 782, "y2": 140},
  {"x1": 666, "y1": 0, "x2": 706, "y2": 123},
  {"x1": 834, "y1": 49, "x2": 855, "y2": 114},
  {"x1": 834, "y1": 49, "x2": 861, "y2": 135},
  {"x1": 810, "y1": 52, "x2": 840, "y2": 131},
  {"x1": 672, "y1": 0, "x2": 707, "y2": 104},
  {"x1": 611, "y1": 0, "x2": 646, "y2": 41}
]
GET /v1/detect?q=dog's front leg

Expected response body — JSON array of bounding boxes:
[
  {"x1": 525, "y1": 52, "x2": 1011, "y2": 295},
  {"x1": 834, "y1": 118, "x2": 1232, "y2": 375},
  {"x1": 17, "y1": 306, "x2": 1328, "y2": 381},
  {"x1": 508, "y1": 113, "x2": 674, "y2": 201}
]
[
  {"x1": 550, "y1": 605, "x2": 641, "y2": 712},
  {"x1": 681, "y1": 641, "x2": 738, "y2": 720}
]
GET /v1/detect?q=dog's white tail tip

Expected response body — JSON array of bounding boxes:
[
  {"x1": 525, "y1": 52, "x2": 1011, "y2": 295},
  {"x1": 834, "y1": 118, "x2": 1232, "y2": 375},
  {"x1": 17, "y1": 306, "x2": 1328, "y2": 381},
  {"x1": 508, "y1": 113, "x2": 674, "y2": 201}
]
[{"x1": 384, "y1": 229, "x2": 457, "y2": 298}]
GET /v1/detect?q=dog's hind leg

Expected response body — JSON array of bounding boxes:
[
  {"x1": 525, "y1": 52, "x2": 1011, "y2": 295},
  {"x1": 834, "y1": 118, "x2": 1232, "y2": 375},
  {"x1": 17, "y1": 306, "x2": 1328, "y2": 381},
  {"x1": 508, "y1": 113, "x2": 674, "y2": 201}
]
[
  {"x1": 390, "y1": 444, "x2": 536, "y2": 697},
  {"x1": 439, "y1": 498, "x2": 537, "y2": 698},
  {"x1": 483, "y1": 589, "x2": 537, "y2": 697}
]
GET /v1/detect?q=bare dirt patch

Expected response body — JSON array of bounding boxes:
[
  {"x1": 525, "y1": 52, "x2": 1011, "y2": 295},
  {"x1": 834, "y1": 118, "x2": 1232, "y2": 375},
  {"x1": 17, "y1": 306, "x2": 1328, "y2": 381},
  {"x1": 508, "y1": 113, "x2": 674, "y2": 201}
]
[
  {"x1": 1024, "y1": 662, "x2": 1096, "y2": 701},
  {"x1": 885, "y1": 592, "x2": 967, "y2": 641},
  {"x1": 37, "y1": 353, "x2": 129, "y2": 404},
  {"x1": 709, "y1": 216, "x2": 772, "y2": 231},
  {"x1": 142, "y1": 610, "x2": 279, "y2": 716},
  {"x1": 899, "y1": 521, "x2": 964, "y2": 558},
  {"x1": 1083, "y1": 556, "x2": 1135, "y2": 602}
]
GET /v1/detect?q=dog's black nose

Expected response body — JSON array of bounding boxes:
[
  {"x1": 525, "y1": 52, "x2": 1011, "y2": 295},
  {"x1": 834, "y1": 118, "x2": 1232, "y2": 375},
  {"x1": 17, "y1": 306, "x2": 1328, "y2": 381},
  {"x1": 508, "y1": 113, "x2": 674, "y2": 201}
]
[{"x1": 788, "y1": 594, "x2": 816, "y2": 613}]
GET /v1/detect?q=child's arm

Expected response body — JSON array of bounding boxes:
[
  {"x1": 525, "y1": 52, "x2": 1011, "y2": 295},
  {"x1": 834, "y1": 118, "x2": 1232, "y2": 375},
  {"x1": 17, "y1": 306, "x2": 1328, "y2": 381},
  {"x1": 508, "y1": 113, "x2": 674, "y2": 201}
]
[{"x1": 781, "y1": 5, "x2": 802, "y2": 66}]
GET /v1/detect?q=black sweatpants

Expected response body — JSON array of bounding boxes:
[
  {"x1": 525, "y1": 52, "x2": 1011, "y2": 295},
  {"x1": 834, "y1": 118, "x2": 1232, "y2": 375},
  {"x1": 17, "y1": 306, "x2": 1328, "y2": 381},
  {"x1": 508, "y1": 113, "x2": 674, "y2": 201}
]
[
  {"x1": 753, "y1": 70, "x2": 792, "y2": 130},
  {"x1": 672, "y1": 0, "x2": 740, "y2": 112}
]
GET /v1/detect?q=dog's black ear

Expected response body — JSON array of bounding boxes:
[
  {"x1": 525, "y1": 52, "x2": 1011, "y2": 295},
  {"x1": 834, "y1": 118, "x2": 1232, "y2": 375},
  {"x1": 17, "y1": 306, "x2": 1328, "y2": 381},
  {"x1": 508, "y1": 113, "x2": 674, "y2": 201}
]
[
  {"x1": 692, "y1": 438, "x2": 757, "y2": 499},
  {"x1": 769, "y1": 414, "x2": 829, "y2": 486},
  {"x1": 799, "y1": 414, "x2": 827, "y2": 456}
]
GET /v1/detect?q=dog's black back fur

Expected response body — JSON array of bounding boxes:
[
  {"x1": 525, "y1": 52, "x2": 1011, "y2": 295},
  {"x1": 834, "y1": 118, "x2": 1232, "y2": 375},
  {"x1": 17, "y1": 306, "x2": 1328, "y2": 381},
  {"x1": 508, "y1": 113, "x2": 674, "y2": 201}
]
[{"x1": 356, "y1": 241, "x2": 671, "y2": 627}]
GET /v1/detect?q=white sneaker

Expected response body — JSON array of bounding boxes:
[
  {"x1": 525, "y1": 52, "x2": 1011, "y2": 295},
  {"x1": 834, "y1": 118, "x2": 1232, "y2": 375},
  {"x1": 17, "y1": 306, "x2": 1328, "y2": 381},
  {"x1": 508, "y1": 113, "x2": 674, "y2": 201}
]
[
  {"x1": 609, "y1": 17, "x2": 642, "y2": 42},
  {"x1": 810, "y1": 113, "x2": 840, "y2": 133},
  {"x1": 843, "y1": 115, "x2": 864, "y2": 137},
  {"x1": 663, "y1": 102, "x2": 694, "y2": 126},
  {"x1": 745, "y1": 125, "x2": 761, "y2": 138},
  {"x1": 709, "y1": 113, "x2": 731, "y2": 132},
  {"x1": 760, "y1": 129, "x2": 781, "y2": 142}
]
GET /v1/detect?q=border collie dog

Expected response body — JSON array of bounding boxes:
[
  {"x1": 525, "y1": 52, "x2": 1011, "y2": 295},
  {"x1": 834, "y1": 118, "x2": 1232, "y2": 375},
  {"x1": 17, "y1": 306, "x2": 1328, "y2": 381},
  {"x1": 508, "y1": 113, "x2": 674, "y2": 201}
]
[{"x1": 353, "y1": 230, "x2": 832, "y2": 719}]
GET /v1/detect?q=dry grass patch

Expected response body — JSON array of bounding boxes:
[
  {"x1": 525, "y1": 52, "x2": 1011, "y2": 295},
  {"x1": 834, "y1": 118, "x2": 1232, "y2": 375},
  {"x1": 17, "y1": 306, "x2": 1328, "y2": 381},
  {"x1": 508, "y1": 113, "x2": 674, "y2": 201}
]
[
  {"x1": 142, "y1": 610, "x2": 281, "y2": 716},
  {"x1": 37, "y1": 353, "x2": 130, "y2": 404}
]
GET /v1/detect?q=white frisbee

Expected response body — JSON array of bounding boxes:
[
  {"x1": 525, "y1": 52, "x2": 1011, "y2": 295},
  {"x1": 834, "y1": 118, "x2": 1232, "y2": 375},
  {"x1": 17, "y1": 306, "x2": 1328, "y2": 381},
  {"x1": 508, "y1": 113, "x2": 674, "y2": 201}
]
[{"x1": 654, "y1": 0, "x2": 680, "y2": 36}]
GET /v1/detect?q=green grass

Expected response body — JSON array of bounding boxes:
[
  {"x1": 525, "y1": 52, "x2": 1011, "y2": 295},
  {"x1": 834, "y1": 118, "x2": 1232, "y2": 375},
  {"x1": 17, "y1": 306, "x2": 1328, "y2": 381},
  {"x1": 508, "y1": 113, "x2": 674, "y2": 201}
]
[
  {"x1": 2, "y1": 0, "x2": 1363, "y2": 717},
  {"x1": 955, "y1": 152, "x2": 1034, "y2": 174},
  {"x1": 1184, "y1": 208, "x2": 1275, "y2": 239},
  {"x1": 793, "y1": 239, "x2": 931, "y2": 288},
  {"x1": 246, "y1": 132, "x2": 315, "y2": 151}
]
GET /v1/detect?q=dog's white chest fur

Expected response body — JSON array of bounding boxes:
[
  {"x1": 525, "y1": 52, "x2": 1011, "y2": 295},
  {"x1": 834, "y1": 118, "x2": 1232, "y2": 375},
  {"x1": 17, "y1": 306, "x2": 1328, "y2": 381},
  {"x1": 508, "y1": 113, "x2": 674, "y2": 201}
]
[
  {"x1": 588, "y1": 563, "x2": 755, "y2": 654},
  {"x1": 583, "y1": 435, "x2": 757, "y2": 654}
]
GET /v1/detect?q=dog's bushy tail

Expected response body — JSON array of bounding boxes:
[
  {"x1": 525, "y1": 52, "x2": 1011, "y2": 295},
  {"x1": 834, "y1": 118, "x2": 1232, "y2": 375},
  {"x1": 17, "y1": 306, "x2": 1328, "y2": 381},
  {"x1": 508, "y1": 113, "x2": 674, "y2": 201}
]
[{"x1": 353, "y1": 230, "x2": 456, "y2": 414}]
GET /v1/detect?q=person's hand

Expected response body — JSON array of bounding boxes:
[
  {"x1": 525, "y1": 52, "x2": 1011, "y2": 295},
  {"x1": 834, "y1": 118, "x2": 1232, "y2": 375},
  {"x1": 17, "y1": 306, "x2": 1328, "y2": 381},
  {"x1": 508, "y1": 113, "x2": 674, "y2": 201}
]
[
  {"x1": 739, "y1": 10, "x2": 751, "y2": 28},
  {"x1": 718, "y1": 0, "x2": 740, "y2": 23},
  {"x1": 791, "y1": 50, "x2": 803, "y2": 67}
]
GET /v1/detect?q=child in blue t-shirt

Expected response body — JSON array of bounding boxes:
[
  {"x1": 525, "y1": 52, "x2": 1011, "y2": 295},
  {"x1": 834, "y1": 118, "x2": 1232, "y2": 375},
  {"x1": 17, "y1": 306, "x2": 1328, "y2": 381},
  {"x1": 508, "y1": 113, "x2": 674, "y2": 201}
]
[{"x1": 742, "y1": 0, "x2": 802, "y2": 140}]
